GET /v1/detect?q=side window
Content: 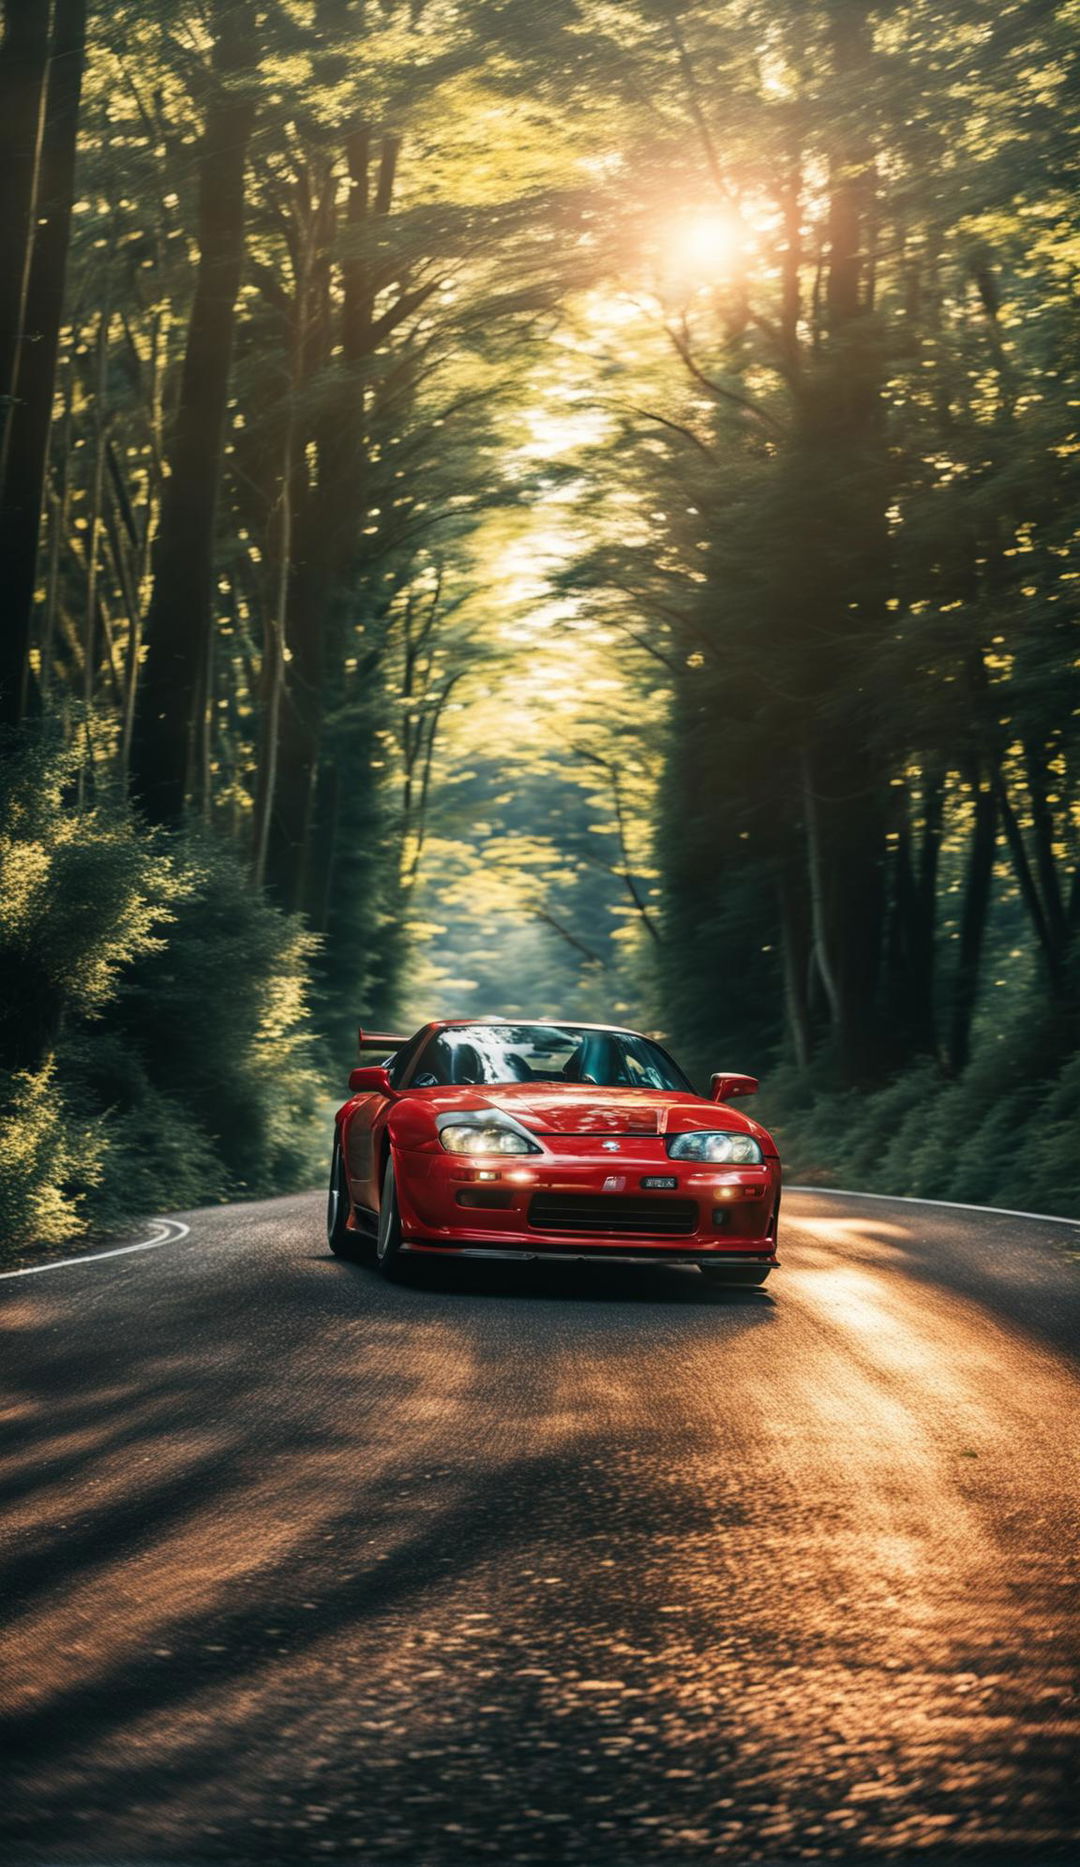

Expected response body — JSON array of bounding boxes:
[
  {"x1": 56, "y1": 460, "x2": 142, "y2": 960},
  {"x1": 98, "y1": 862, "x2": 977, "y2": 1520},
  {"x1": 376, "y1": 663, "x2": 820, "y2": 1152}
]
[
  {"x1": 407, "y1": 1033, "x2": 489, "y2": 1085},
  {"x1": 404, "y1": 1033, "x2": 452, "y2": 1087},
  {"x1": 387, "y1": 1030, "x2": 427, "y2": 1089}
]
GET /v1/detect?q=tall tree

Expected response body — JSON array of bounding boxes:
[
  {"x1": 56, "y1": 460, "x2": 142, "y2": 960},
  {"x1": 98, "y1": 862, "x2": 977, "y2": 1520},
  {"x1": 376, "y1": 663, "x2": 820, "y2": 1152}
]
[
  {"x1": 795, "y1": 0, "x2": 890, "y2": 1078},
  {"x1": 0, "y1": 0, "x2": 87, "y2": 728},
  {"x1": 0, "y1": 0, "x2": 51, "y2": 442},
  {"x1": 129, "y1": 0, "x2": 257, "y2": 822}
]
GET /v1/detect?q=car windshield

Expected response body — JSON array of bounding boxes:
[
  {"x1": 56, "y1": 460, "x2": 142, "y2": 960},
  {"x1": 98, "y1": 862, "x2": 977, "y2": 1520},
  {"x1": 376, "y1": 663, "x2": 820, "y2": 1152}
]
[{"x1": 410, "y1": 1024, "x2": 691, "y2": 1091}]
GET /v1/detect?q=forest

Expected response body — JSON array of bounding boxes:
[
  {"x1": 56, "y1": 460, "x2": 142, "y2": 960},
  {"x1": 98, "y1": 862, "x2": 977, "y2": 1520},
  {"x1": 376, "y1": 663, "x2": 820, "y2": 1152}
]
[{"x1": 1, "y1": 0, "x2": 1078, "y2": 1256}]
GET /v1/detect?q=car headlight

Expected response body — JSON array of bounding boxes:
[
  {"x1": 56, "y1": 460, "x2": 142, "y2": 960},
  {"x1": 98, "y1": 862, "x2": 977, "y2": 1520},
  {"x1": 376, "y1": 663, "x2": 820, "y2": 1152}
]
[
  {"x1": 667, "y1": 1131, "x2": 763, "y2": 1164},
  {"x1": 440, "y1": 1123, "x2": 538, "y2": 1156}
]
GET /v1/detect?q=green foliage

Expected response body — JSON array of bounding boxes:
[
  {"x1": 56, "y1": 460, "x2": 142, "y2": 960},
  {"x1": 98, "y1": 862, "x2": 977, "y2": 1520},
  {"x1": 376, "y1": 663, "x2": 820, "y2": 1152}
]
[
  {"x1": 3, "y1": 0, "x2": 1078, "y2": 1245},
  {"x1": 764, "y1": 987, "x2": 1080, "y2": 1218},
  {"x1": 509, "y1": 0, "x2": 1080, "y2": 1127},
  {"x1": 0, "y1": 737, "x2": 325, "y2": 1260},
  {"x1": 0, "y1": 1061, "x2": 103, "y2": 1253},
  {"x1": 0, "y1": 735, "x2": 178, "y2": 1074},
  {"x1": 81, "y1": 836, "x2": 325, "y2": 1215},
  {"x1": 0, "y1": 734, "x2": 173, "y2": 1249}
]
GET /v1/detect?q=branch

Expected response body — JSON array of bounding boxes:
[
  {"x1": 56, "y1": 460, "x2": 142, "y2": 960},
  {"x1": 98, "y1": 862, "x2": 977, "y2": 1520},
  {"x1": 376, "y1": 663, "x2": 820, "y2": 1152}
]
[
  {"x1": 533, "y1": 907, "x2": 611, "y2": 970},
  {"x1": 576, "y1": 750, "x2": 663, "y2": 945},
  {"x1": 664, "y1": 321, "x2": 784, "y2": 433},
  {"x1": 661, "y1": 2, "x2": 733, "y2": 204},
  {"x1": 991, "y1": 768, "x2": 1064, "y2": 982},
  {"x1": 406, "y1": 669, "x2": 466, "y2": 887},
  {"x1": 603, "y1": 617, "x2": 683, "y2": 674},
  {"x1": 616, "y1": 400, "x2": 719, "y2": 465},
  {"x1": 369, "y1": 275, "x2": 444, "y2": 347}
]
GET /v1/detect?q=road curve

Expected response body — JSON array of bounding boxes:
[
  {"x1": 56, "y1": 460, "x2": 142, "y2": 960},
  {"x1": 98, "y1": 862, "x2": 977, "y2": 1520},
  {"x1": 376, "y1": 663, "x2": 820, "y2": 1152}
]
[{"x1": 2, "y1": 1188, "x2": 1078, "y2": 1866}]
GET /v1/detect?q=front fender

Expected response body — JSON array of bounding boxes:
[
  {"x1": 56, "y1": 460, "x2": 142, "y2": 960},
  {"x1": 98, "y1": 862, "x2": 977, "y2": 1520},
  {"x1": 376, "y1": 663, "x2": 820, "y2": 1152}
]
[{"x1": 385, "y1": 1098, "x2": 441, "y2": 1153}]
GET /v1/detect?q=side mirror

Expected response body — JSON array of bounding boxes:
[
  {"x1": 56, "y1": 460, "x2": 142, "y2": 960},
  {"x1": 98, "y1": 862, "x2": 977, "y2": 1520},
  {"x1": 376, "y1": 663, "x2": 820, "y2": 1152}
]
[
  {"x1": 710, "y1": 1072, "x2": 759, "y2": 1103},
  {"x1": 349, "y1": 1065, "x2": 394, "y2": 1096}
]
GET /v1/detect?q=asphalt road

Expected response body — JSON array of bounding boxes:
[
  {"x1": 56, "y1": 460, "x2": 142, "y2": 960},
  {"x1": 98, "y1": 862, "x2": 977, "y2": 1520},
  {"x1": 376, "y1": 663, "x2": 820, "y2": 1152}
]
[{"x1": 2, "y1": 1188, "x2": 1078, "y2": 1866}]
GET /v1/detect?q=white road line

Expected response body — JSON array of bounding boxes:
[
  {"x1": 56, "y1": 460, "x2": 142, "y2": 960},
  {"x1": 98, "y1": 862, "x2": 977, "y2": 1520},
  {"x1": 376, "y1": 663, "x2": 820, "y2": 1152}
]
[
  {"x1": 787, "y1": 1185, "x2": 1080, "y2": 1229},
  {"x1": 0, "y1": 1218, "x2": 191, "y2": 1281},
  {"x1": 3, "y1": 1184, "x2": 1076, "y2": 1283}
]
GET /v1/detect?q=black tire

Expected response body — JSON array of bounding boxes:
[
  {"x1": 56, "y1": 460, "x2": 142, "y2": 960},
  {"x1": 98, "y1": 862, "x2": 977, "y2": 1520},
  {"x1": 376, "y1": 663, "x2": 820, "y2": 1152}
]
[
  {"x1": 701, "y1": 1265, "x2": 771, "y2": 1286},
  {"x1": 375, "y1": 1155, "x2": 411, "y2": 1281},
  {"x1": 327, "y1": 1140, "x2": 359, "y2": 1259}
]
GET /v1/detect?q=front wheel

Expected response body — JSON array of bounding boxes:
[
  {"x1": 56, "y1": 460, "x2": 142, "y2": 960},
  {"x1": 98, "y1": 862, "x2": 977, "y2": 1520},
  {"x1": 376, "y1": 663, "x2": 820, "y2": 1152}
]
[
  {"x1": 327, "y1": 1140, "x2": 360, "y2": 1259},
  {"x1": 376, "y1": 1156, "x2": 411, "y2": 1281},
  {"x1": 701, "y1": 1265, "x2": 771, "y2": 1287}
]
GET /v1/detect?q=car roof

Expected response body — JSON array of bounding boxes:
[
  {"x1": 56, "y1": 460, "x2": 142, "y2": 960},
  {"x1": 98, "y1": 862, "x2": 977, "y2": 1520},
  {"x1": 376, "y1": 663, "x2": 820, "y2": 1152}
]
[{"x1": 414, "y1": 1018, "x2": 654, "y2": 1040}]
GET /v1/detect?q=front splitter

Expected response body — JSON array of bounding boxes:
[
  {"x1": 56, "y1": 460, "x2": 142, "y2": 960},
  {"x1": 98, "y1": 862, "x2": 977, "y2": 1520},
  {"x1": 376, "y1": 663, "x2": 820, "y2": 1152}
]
[{"x1": 402, "y1": 1244, "x2": 778, "y2": 1269}]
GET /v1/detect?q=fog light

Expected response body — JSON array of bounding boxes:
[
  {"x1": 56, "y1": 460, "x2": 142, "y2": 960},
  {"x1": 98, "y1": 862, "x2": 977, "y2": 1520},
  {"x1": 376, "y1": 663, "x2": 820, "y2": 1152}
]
[
  {"x1": 477, "y1": 1170, "x2": 498, "y2": 1182},
  {"x1": 508, "y1": 1169, "x2": 534, "y2": 1184},
  {"x1": 712, "y1": 1208, "x2": 728, "y2": 1229}
]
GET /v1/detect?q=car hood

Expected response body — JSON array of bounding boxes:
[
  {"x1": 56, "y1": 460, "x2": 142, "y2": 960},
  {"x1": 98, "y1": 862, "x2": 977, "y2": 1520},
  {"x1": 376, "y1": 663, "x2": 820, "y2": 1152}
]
[{"x1": 419, "y1": 1084, "x2": 760, "y2": 1139}]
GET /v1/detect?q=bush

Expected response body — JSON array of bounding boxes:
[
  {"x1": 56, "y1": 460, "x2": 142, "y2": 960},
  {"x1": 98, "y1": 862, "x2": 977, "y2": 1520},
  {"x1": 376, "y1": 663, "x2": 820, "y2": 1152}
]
[
  {"x1": 0, "y1": 1062, "x2": 103, "y2": 1250},
  {"x1": 79, "y1": 837, "x2": 326, "y2": 1224},
  {"x1": 0, "y1": 736, "x2": 174, "y2": 1252},
  {"x1": 0, "y1": 736, "x2": 327, "y2": 1261},
  {"x1": 0, "y1": 736, "x2": 178, "y2": 1076},
  {"x1": 763, "y1": 997, "x2": 1080, "y2": 1219}
]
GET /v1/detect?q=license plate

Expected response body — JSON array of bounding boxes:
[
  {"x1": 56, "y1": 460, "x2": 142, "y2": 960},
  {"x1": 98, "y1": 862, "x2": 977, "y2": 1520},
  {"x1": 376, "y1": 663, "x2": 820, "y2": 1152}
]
[{"x1": 640, "y1": 1176, "x2": 677, "y2": 1190}]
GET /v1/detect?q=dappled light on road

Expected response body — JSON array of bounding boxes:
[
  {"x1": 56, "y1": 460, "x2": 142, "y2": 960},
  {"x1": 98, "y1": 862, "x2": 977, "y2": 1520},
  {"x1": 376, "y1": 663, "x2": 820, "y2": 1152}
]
[{"x1": 2, "y1": 1191, "x2": 1077, "y2": 1863}]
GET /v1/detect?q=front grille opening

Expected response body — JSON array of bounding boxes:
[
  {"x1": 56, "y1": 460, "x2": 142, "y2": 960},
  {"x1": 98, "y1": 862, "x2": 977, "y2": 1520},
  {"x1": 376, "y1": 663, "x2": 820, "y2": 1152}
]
[
  {"x1": 528, "y1": 1193, "x2": 697, "y2": 1237},
  {"x1": 457, "y1": 1188, "x2": 515, "y2": 1210}
]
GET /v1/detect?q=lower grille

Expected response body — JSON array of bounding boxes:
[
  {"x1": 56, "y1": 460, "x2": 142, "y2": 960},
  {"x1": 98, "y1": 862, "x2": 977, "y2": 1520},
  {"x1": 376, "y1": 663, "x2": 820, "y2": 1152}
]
[{"x1": 528, "y1": 1194, "x2": 697, "y2": 1237}]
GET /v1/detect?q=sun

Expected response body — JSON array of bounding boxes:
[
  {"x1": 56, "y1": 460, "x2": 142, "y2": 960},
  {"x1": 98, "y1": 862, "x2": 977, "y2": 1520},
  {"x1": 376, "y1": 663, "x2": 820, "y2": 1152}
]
[{"x1": 666, "y1": 211, "x2": 743, "y2": 282}]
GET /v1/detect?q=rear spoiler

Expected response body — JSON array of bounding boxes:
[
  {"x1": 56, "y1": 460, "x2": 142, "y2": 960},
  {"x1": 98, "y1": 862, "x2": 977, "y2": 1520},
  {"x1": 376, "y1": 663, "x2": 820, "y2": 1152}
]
[{"x1": 357, "y1": 1027, "x2": 409, "y2": 1052}]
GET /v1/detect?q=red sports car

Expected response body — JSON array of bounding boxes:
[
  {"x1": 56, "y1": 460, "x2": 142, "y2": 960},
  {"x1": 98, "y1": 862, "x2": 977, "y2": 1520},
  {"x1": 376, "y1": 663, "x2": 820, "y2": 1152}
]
[{"x1": 328, "y1": 1020, "x2": 781, "y2": 1284}]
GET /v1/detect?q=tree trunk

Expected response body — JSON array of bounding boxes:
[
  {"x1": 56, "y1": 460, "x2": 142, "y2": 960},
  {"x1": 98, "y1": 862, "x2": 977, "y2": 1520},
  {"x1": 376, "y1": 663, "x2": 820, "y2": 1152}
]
[
  {"x1": 267, "y1": 132, "x2": 393, "y2": 911},
  {"x1": 0, "y1": 0, "x2": 87, "y2": 729},
  {"x1": 993, "y1": 768, "x2": 1065, "y2": 993},
  {"x1": 796, "y1": 0, "x2": 890, "y2": 1083},
  {"x1": 884, "y1": 771, "x2": 943, "y2": 1060},
  {"x1": 251, "y1": 438, "x2": 292, "y2": 888},
  {"x1": 267, "y1": 547, "x2": 327, "y2": 909},
  {"x1": 39, "y1": 354, "x2": 73, "y2": 705},
  {"x1": 252, "y1": 171, "x2": 324, "y2": 892},
  {"x1": 948, "y1": 769, "x2": 996, "y2": 1074},
  {"x1": 0, "y1": 0, "x2": 51, "y2": 455},
  {"x1": 1024, "y1": 737, "x2": 1068, "y2": 953},
  {"x1": 778, "y1": 847, "x2": 813, "y2": 1069},
  {"x1": 800, "y1": 748, "x2": 842, "y2": 1029},
  {"x1": 824, "y1": 1, "x2": 874, "y2": 339},
  {"x1": 129, "y1": 0, "x2": 256, "y2": 822},
  {"x1": 77, "y1": 303, "x2": 110, "y2": 801},
  {"x1": 813, "y1": 745, "x2": 888, "y2": 1080},
  {"x1": 910, "y1": 767, "x2": 944, "y2": 1051},
  {"x1": 121, "y1": 305, "x2": 168, "y2": 781}
]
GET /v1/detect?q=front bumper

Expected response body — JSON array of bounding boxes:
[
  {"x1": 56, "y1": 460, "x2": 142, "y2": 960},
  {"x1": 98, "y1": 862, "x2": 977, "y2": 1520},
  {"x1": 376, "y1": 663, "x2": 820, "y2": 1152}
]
[
  {"x1": 392, "y1": 1142, "x2": 781, "y2": 1264},
  {"x1": 402, "y1": 1245, "x2": 777, "y2": 1271}
]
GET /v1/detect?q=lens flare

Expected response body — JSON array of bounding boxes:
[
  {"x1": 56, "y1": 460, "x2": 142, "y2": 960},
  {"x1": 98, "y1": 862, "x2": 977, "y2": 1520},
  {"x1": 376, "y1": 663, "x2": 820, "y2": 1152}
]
[{"x1": 667, "y1": 212, "x2": 742, "y2": 280}]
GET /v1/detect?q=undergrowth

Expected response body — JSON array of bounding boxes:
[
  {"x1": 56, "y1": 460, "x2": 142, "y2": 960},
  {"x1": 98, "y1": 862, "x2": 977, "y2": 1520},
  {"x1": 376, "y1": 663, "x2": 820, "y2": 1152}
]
[
  {"x1": 0, "y1": 737, "x2": 326, "y2": 1260},
  {"x1": 761, "y1": 994, "x2": 1080, "y2": 1218}
]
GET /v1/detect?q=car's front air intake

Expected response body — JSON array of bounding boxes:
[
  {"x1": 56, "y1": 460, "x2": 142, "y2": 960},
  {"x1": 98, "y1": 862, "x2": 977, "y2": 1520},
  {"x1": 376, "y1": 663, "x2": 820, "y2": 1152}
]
[{"x1": 528, "y1": 1194, "x2": 697, "y2": 1237}]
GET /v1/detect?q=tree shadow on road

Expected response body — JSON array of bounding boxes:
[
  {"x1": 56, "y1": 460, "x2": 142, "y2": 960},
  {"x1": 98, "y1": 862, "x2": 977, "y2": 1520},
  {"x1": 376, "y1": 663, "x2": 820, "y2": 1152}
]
[
  {"x1": 1, "y1": 1202, "x2": 1070, "y2": 1867},
  {"x1": 787, "y1": 1194, "x2": 1080, "y2": 1362}
]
